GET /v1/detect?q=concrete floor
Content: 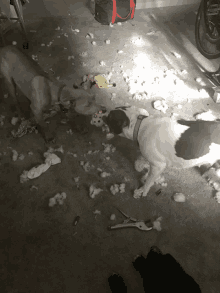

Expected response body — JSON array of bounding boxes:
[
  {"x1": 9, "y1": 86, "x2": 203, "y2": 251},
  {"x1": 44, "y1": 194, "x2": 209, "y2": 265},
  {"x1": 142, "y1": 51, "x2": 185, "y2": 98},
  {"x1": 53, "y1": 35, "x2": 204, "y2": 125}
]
[{"x1": 1, "y1": 1, "x2": 220, "y2": 292}]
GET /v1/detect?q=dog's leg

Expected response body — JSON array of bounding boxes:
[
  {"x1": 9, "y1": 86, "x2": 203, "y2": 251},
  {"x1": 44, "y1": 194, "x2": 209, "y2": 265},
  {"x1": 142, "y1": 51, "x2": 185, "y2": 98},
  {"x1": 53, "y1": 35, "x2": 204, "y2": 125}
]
[
  {"x1": 3, "y1": 77, "x2": 22, "y2": 117},
  {"x1": 141, "y1": 162, "x2": 166, "y2": 197},
  {"x1": 30, "y1": 105, "x2": 55, "y2": 143}
]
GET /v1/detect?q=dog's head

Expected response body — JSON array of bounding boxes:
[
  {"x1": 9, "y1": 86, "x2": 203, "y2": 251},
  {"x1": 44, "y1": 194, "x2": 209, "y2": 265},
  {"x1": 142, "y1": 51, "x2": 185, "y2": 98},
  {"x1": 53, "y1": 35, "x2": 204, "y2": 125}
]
[
  {"x1": 60, "y1": 86, "x2": 104, "y2": 115},
  {"x1": 102, "y1": 110, "x2": 130, "y2": 135}
]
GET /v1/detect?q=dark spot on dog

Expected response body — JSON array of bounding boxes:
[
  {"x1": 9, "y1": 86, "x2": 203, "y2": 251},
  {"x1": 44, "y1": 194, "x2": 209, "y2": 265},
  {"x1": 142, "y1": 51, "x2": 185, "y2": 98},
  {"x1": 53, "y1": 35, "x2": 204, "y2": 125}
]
[
  {"x1": 104, "y1": 110, "x2": 130, "y2": 135},
  {"x1": 175, "y1": 120, "x2": 220, "y2": 160}
]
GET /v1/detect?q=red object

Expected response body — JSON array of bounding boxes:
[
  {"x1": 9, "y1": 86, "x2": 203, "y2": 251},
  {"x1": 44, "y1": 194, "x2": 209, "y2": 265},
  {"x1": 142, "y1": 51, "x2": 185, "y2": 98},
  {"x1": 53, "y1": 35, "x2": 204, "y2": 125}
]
[{"x1": 112, "y1": 0, "x2": 135, "y2": 24}]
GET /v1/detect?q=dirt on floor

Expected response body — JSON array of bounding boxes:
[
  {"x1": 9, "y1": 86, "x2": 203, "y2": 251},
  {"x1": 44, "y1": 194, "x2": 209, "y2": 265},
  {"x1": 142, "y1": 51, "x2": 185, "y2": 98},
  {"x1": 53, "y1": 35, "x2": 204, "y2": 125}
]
[{"x1": 1, "y1": 5, "x2": 220, "y2": 293}]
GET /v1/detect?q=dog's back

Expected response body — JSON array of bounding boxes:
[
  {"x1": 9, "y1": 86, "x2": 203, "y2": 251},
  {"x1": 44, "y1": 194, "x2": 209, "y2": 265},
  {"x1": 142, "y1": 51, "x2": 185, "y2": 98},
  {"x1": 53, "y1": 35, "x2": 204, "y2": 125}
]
[
  {"x1": 0, "y1": 45, "x2": 51, "y2": 98},
  {"x1": 138, "y1": 117, "x2": 220, "y2": 169}
]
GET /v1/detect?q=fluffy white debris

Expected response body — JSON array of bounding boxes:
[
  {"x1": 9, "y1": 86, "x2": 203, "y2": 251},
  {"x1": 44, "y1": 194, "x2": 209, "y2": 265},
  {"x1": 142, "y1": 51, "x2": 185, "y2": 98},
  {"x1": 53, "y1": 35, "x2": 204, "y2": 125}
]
[
  {"x1": 195, "y1": 110, "x2": 218, "y2": 121},
  {"x1": 173, "y1": 193, "x2": 186, "y2": 202},
  {"x1": 74, "y1": 177, "x2": 80, "y2": 183},
  {"x1": 44, "y1": 153, "x2": 61, "y2": 165},
  {"x1": 28, "y1": 151, "x2": 33, "y2": 156},
  {"x1": 110, "y1": 214, "x2": 116, "y2": 220},
  {"x1": 11, "y1": 117, "x2": 19, "y2": 125},
  {"x1": 12, "y1": 150, "x2": 18, "y2": 161},
  {"x1": 89, "y1": 185, "x2": 103, "y2": 198},
  {"x1": 153, "y1": 100, "x2": 169, "y2": 113},
  {"x1": 119, "y1": 183, "x2": 126, "y2": 193},
  {"x1": 93, "y1": 210, "x2": 101, "y2": 215},
  {"x1": 110, "y1": 184, "x2": 119, "y2": 195},
  {"x1": 53, "y1": 192, "x2": 67, "y2": 205},
  {"x1": 18, "y1": 154, "x2": 25, "y2": 160},
  {"x1": 80, "y1": 161, "x2": 93, "y2": 172},
  {"x1": 0, "y1": 115, "x2": 5, "y2": 126},
  {"x1": 105, "y1": 39, "x2": 110, "y2": 44},
  {"x1": 216, "y1": 169, "x2": 220, "y2": 177},
  {"x1": 155, "y1": 175, "x2": 166, "y2": 186},
  {"x1": 100, "y1": 172, "x2": 111, "y2": 178},
  {"x1": 49, "y1": 197, "x2": 56, "y2": 207},
  {"x1": 110, "y1": 183, "x2": 125, "y2": 195},
  {"x1": 99, "y1": 61, "x2": 105, "y2": 66},
  {"x1": 152, "y1": 217, "x2": 162, "y2": 231},
  {"x1": 133, "y1": 188, "x2": 143, "y2": 199},
  {"x1": 102, "y1": 143, "x2": 116, "y2": 153},
  {"x1": 92, "y1": 41, "x2": 96, "y2": 45},
  {"x1": 20, "y1": 170, "x2": 29, "y2": 183}
]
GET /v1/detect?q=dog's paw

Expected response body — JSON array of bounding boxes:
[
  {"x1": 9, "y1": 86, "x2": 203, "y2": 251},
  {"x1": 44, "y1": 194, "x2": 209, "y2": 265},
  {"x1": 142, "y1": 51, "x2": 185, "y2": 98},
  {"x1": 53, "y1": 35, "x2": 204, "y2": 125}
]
[{"x1": 135, "y1": 157, "x2": 150, "y2": 172}]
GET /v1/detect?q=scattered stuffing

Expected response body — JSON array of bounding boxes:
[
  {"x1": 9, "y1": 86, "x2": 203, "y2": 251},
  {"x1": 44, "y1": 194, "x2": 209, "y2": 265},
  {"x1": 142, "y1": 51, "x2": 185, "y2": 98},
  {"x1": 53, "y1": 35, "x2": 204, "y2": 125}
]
[
  {"x1": 152, "y1": 217, "x2": 162, "y2": 231},
  {"x1": 208, "y1": 180, "x2": 220, "y2": 191},
  {"x1": 100, "y1": 172, "x2": 111, "y2": 178},
  {"x1": 74, "y1": 177, "x2": 80, "y2": 183},
  {"x1": 93, "y1": 210, "x2": 101, "y2": 215},
  {"x1": 102, "y1": 143, "x2": 116, "y2": 153},
  {"x1": 110, "y1": 184, "x2": 119, "y2": 195},
  {"x1": 92, "y1": 41, "x2": 96, "y2": 45},
  {"x1": 30, "y1": 185, "x2": 38, "y2": 191},
  {"x1": 99, "y1": 61, "x2": 105, "y2": 66},
  {"x1": 214, "y1": 191, "x2": 220, "y2": 203},
  {"x1": 153, "y1": 100, "x2": 169, "y2": 113},
  {"x1": 154, "y1": 175, "x2": 167, "y2": 187},
  {"x1": 89, "y1": 185, "x2": 103, "y2": 198},
  {"x1": 49, "y1": 192, "x2": 67, "y2": 207},
  {"x1": 20, "y1": 170, "x2": 29, "y2": 183},
  {"x1": 133, "y1": 188, "x2": 143, "y2": 199},
  {"x1": 105, "y1": 39, "x2": 110, "y2": 44},
  {"x1": 102, "y1": 124, "x2": 110, "y2": 132},
  {"x1": 19, "y1": 154, "x2": 25, "y2": 160},
  {"x1": 173, "y1": 193, "x2": 186, "y2": 202},
  {"x1": 0, "y1": 115, "x2": 5, "y2": 126},
  {"x1": 28, "y1": 151, "x2": 33, "y2": 156},
  {"x1": 106, "y1": 157, "x2": 110, "y2": 160},
  {"x1": 12, "y1": 150, "x2": 18, "y2": 161},
  {"x1": 11, "y1": 117, "x2": 19, "y2": 125},
  {"x1": 195, "y1": 110, "x2": 218, "y2": 121},
  {"x1": 97, "y1": 168, "x2": 102, "y2": 172},
  {"x1": 110, "y1": 183, "x2": 125, "y2": 195},
  {"x1": 80, "y1": 161, "x2": 94, "y2": 172},
  {"x1": 110, "y1": 214, "x2": 116, "y2": 220}
]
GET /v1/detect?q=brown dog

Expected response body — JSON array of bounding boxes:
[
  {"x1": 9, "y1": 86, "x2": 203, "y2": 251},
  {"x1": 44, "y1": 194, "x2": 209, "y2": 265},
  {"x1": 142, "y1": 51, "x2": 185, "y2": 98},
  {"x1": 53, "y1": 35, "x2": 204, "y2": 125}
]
[
  {"x1": 0, "y1": 45, "x2": 102, "y2": 142},
  {"x1": 103, "y1": 107, "x2": 220, "y2": 197}
]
